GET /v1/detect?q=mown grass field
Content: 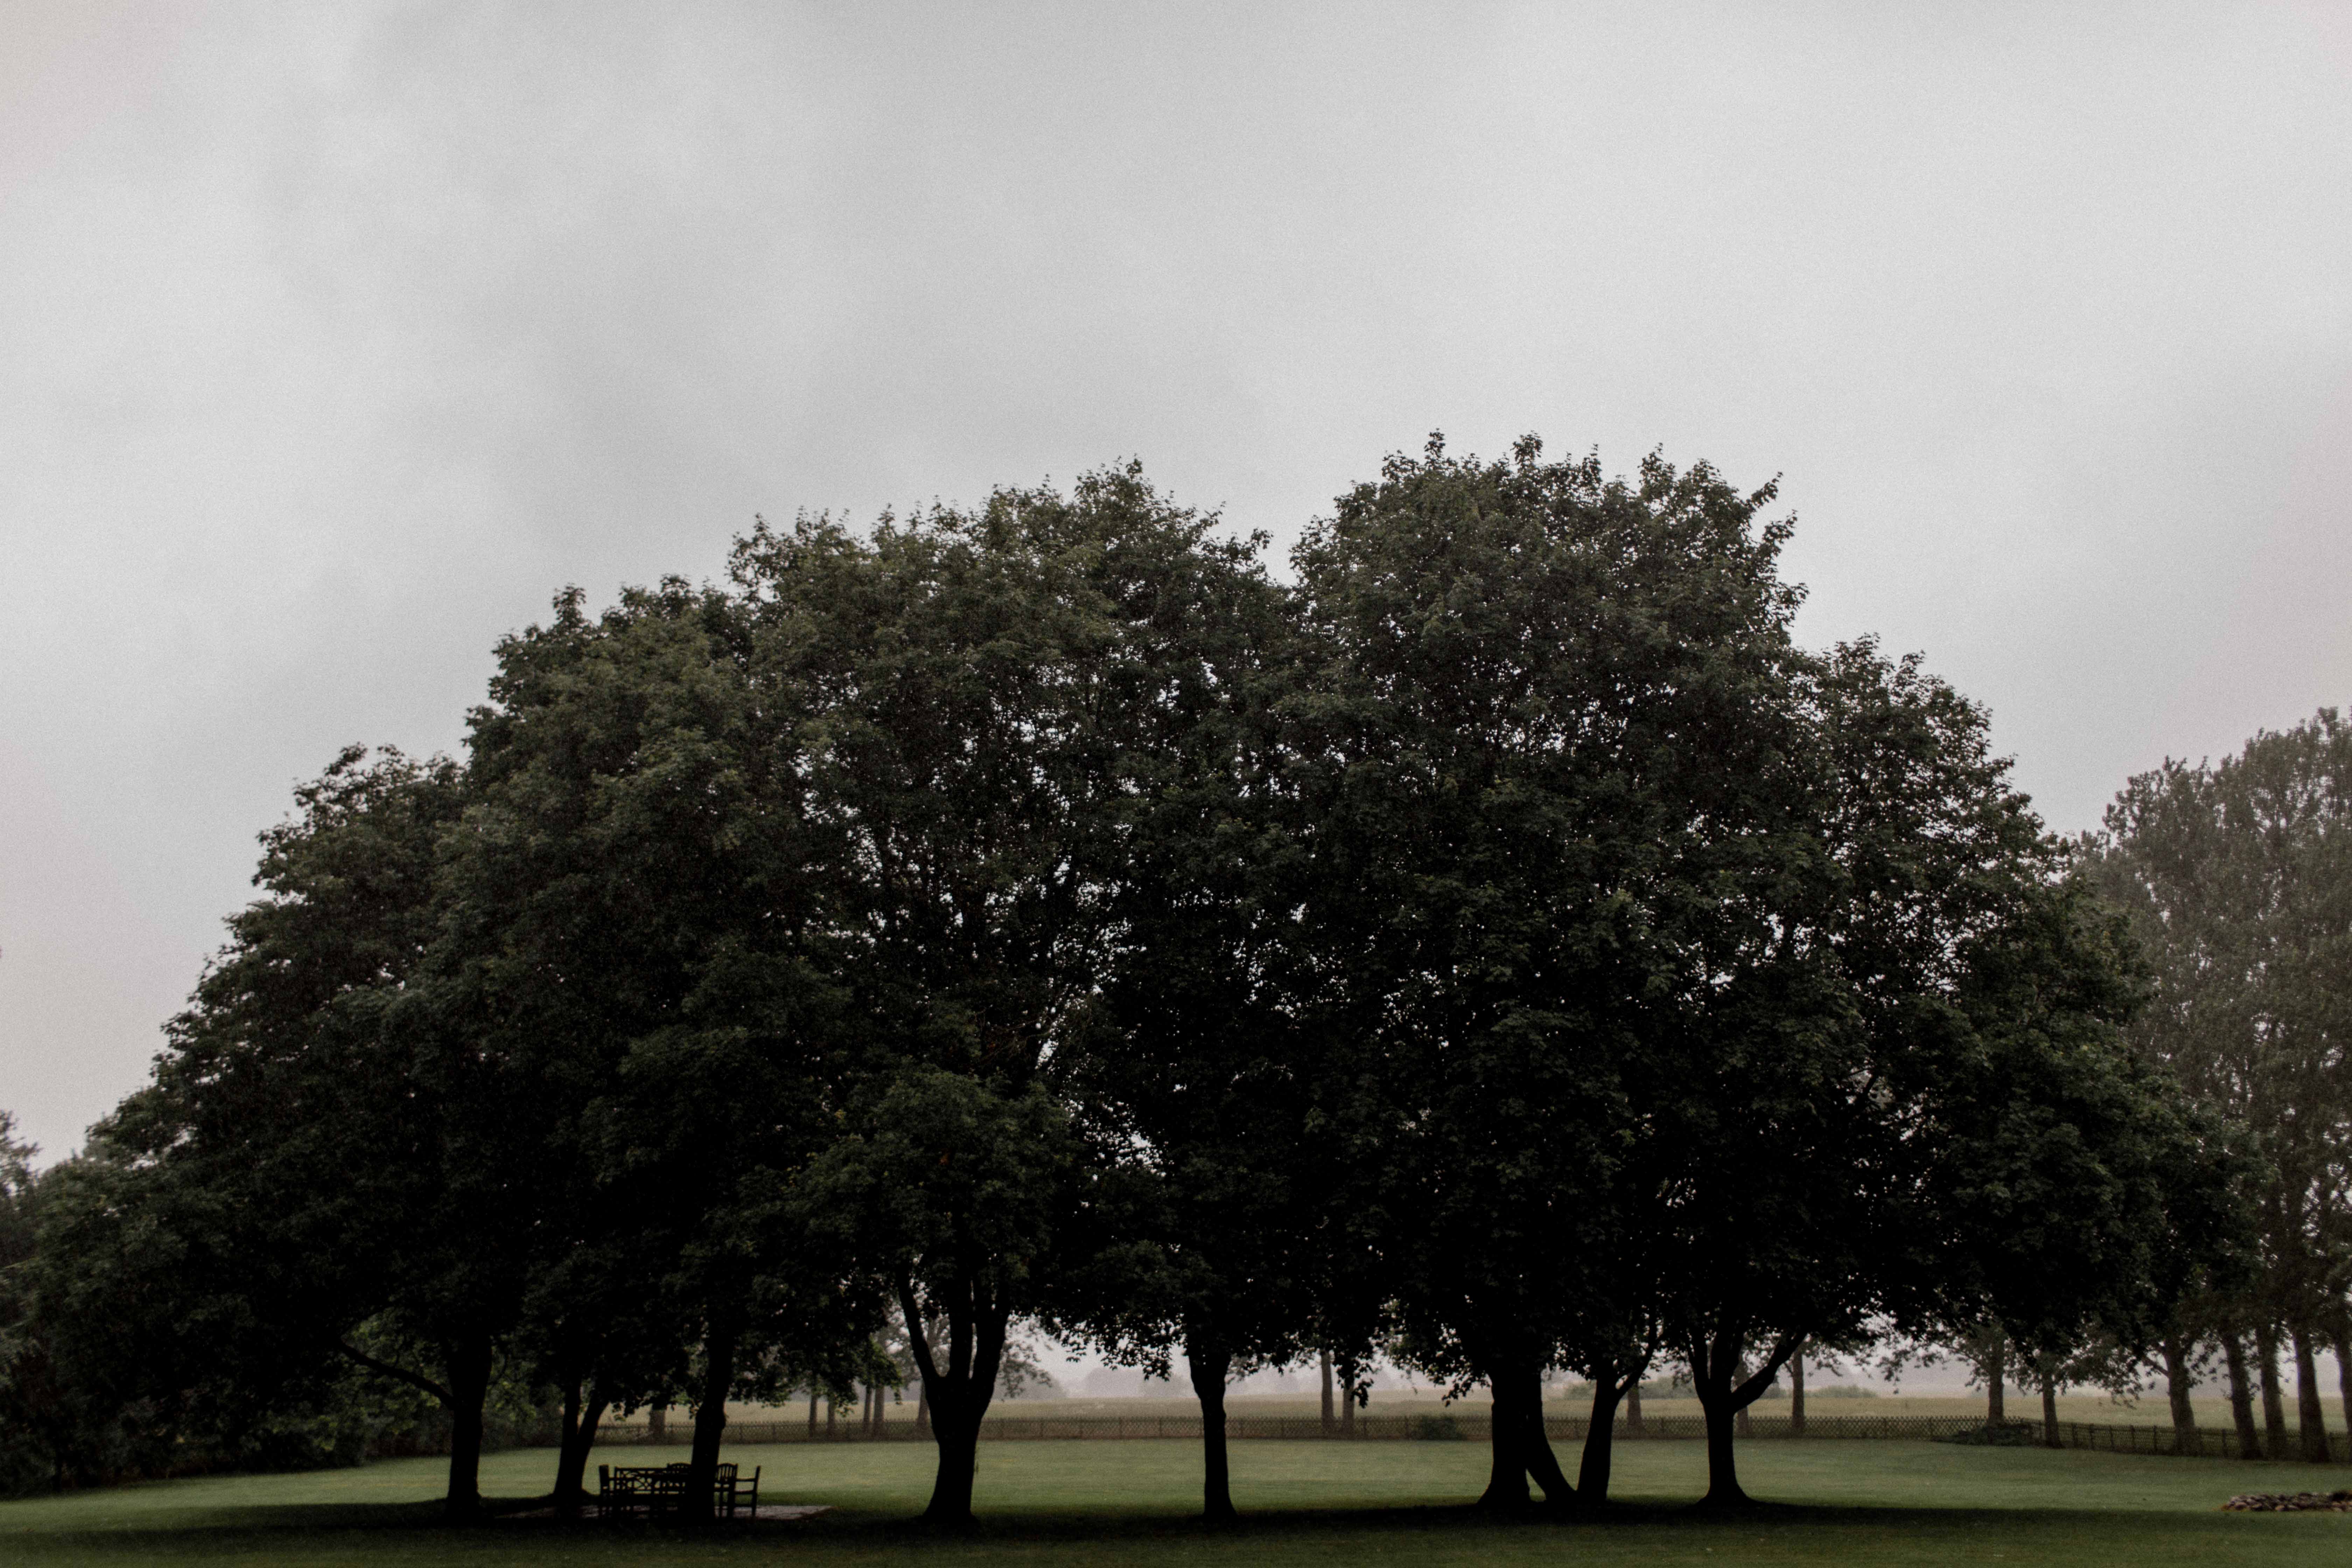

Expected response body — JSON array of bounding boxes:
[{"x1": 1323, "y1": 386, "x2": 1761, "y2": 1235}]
[{"x1": 2, "y1": 1435, "x2": 2342, "y2": 1567}]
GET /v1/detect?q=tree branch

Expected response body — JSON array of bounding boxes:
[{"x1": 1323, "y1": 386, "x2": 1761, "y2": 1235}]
[
  {"x1": 898, "y1": 1278, "x2": 942, "y2": 1393},
  {"x1": 337, "y1": 1340, "x2": 455, "y2": 1406},
  {"x1": 1730, "y1": 1332, "x2": 1806, "y2": 1411}
]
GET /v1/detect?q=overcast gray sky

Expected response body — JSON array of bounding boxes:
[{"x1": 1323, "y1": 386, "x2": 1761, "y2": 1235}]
[{"x1": 4, "y1": 1, "x2": 2348, "y2": 1160}]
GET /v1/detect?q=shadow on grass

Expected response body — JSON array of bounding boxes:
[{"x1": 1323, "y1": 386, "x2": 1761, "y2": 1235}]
[{"x1": 11, "y1": 1492, "x2": 2314, "y2": 1565}]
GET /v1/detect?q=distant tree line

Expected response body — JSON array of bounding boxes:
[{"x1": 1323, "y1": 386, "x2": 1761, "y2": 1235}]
[{"x1": 0, "y1": 438, "x2": 2303, "y2": 1520}]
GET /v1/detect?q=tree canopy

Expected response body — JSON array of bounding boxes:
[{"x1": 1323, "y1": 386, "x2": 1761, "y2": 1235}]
[{"x1": 0, "y1": 439, "x2": 2264, "y2": 1520}]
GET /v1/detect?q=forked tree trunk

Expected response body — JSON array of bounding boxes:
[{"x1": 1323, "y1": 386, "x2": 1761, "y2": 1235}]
[
  {"x1": 553, "y1": 1379, "x2": 609, "y2": 1512},
  {"x1": 1188, "y1": 1339, "x2": 1237, "y2": 1522},
  {"x1": 2257, "y1": 1323, "x2": 2290, "y2": 1457},
  {"x1": 2291, "y1": 1327, "x2": 2331, "y2": 1463},
  {"x1": 2224, "y1": 1332, "x2": 2263, "y2": 1459},
  {"x1": 2160, "y1": 1337, "x2": 2202, "y2": 1456},
  {"x1": 442, "y1": 1336, "x2": 494, "y2": 1521},
  {"x1": 1477, "y1": 1355, "x2": 1575, "y2": 1510},
  {"x1": 1687, "y1": 1326, "x2": 1798, "y2": 1508},
  {"x1": 680, "y1": 1320, "x2": 737, "y2": 1524},
  {"x1": 901, "y1": 1278, "x2": 1009, "y2": 1526}
]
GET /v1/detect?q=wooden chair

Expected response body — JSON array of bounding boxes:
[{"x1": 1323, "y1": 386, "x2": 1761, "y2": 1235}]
[{"x1": 719, "y1": 1463, "x2": 762, "y2": 1518}]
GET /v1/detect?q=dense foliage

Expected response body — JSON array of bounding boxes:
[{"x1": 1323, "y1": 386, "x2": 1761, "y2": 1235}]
[{"x1": 0, "y1": 441, "x2": 2266, "y2": 1520}]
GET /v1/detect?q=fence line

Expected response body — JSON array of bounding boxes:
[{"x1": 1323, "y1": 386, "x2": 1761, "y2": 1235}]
[{"x1": 585, "y1": 1411, "x2": 2348, "y2": 1461}]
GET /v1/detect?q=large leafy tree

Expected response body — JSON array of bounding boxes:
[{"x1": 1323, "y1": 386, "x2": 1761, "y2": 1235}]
[
  {"x1": 441, "y1": 578, "x2": 871, "y2": 1518},
  {"x1": 741, "y1": 468, "x2": 1253, "y2": 1523},
  {"x1": 97, "y1": 747, "x2": 553, "y2": 1517},
  {"x1": 1288, "y1": 436, "x2": 1813, "y2": 1509},
  {"x1": 1037, "y1": 495, "x2": 1317, "y2": 1522}
]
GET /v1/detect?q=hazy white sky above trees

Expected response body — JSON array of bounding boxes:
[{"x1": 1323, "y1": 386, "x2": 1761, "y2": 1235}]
[{"x1": 3, "y1": 1, "x2": 2348, "y2": 1159}]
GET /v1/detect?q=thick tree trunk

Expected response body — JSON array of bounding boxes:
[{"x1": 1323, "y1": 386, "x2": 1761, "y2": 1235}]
[
  {"x1": 1479, "y1": 1368, "x2": 1529, "y2": 1510},
  {"x1": 553, "y1": 1380, "x2": 608, "y2": 1513},
  {"x1": 680, "y1": 1320, "x2": 737, "y2": 1524},
  {"x1": 2039, "y1": 1376, "x2": 2060, "y2": 1449},
  {"x1": 1320, "y1": 1350, "x2": 1334, "y2": 1435},
  {"x1": 2225, "y1": 1332, "x2": 2263, "y2": 1459},
  {"x1": 2291, "y1": 1326, "x2": 2331, "y2": 1463},
  {"x1": 1626, "y1": 1381, "x2": 1644, "y2": 1432},
  {"x1": 901, "y1": 1278, "x2": 1009, "y2": 1525},
  {"x1": 2161, "y1": 1337, "x2": 2202, "y2": 1456},
  {"x1": 1789, "y1": 1350, "x2": 1805, "y2": 1435},
  {"x1": 826, "y1": 1397, "x2": 837, "y2": 1436},
  {"x1": 441, "y1": 1336, "x2": 493, "y2": 1521},
  {"x1": 2258, "y1": 1322, "x2": 2290, "y2": 1457},
  {"x1": 1984, "y1": 1329, "x2": 2006, "y2": 1425},
  {"x1": 807, "y1": 1392, "x2": 818, "y2": 1436},
  {"x1": 1188, "y1": 1340, "x2": 1237, "y2": 1522},
  {"x1": 1577, "y1": 1365, "x2": 1635, "y2": 1503},
  {"x1": 1699, "y1": 1390, "x2": 1742, "y2": 1505},
  {"x1": 1475, "y1": 1353, "x2": 1574, "y2": 1510},
  {"x1": 649, "y1": 1400, "x2": 667, "y2": 1440},
  {"x1": 1340, "y1": 1360, "x2": 1356, "y2": 1437}
]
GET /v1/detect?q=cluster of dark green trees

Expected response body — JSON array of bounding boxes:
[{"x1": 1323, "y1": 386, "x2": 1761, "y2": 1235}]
[
  {"x1": 2077, "y1": 714, "x2": 2352, "y2": 1460},
  {"x1": 0, "y1": 439, "x2": 2258, "y2": 1520}
]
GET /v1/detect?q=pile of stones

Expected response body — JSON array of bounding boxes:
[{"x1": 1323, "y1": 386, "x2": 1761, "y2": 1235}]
[{"x1": 2221, "y1": 1491, "x2": 2352, "y2": 1512}]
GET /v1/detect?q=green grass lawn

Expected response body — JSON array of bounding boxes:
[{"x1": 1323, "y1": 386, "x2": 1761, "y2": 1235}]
[{"x1": 1, "y1": 1436, "x2": 2343, "y2": 1566}]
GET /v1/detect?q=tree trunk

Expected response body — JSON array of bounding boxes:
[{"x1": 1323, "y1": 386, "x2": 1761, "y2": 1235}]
[
  {"x1": 1577, "y1": 1364, "x2": 1635, "y2": 1503},
  {"x1": 1985, "y1": 1329, "x2": 2006, "y2": 1425},
  {"x1": 1320, "y1": 1350, "x2": 1334, "y2": 1435},
  {"x1": 2336, "y1": 1321, "x2": 2352, "y2": 1444},
  {"x1": 649, "y1": 1400, "x2": 667, "y2": 1440},
  {"x1": 1698, "y1": 1384, "x2": 1743, "y2": 1506},
  {"x1": 1789, "y1": 1350, "x2": 1805, "y2": 1435},
  {"x1": 826, "y1": 1396, "x2": 836, "y2": 1437},
  {"x1": 807, "y1": 1392, "x2": 818, "y2": 1436},
  {"x1": 1188, "y1": 1339, "x2": 1237, "y2": 1522},
  {"x1": 1340, "y1": 1360, "x2": 1356, "y2": 1438},
  {"x1": 2161, "y1": 1337, "x2": 2202, "y2": 1456},
  {"x1": 553, "y1": 1380, "x2": 608, "y2": 1513},
  {"x1": 2039, "y1": 1376, "x2": 2060, "y2": 1449},
  {"x1": 2225, "y1": 1331, "x2": 2263, "y2": 1459},
  {"x1": 2291, "y1": 1326, "x2": 2331, "y2": 1464},
  {"x1": 1626, "y1": 1381, "x2": 1644, "y2": 1432},
  {"x1": 441, "y1": 1336, "x2": 493, "y2": 1521},
  {"x1": 1688, "y1": 1326, "x2": 1797, "y2": 1507},
  {"x1": 2258, "y1": 1322, "x2": 2290, "y2": 1457},
  {"x1": 1516, "y1": 1367, "x2": 1576, "y2": 1507},
  {"x1": 680, "y1": 1320, "x2": 737, "y2": 1524},
  {"x1": 1479, "y1": 1366, "x2": 1529, "y2": 1510},
  {"x1": 901, "y1": 1277, "x2": 1009, "y2": 1525}
]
